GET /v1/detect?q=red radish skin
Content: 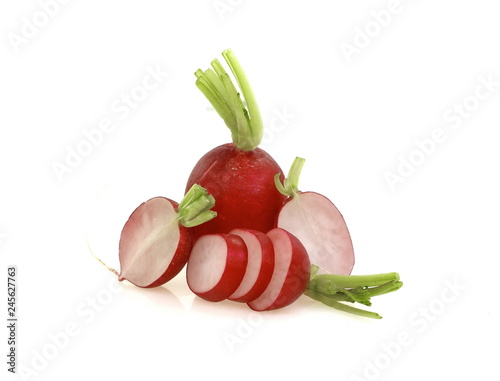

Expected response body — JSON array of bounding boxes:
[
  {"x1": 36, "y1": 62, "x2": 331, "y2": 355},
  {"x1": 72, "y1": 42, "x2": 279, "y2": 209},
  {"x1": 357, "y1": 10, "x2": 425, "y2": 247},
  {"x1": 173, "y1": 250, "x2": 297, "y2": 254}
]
[
  {"x1": 275, "y1": 157, "x2": 355, "y2": 275},
  {"x1": 187, "y1": 234, "x2": 248, "y2": 302},
  {"x1": 228, "y1": 229, "x2": 275, "y2": 303},
  {"x1": 186, "y1": 144, "x2": 286, "y2": 239},
  {"x1": 247, "y1": 228, "x2": 310, "y2": 312},
  {"x1": 118, "y1": 197, "x2": 191, "y2": 288}
]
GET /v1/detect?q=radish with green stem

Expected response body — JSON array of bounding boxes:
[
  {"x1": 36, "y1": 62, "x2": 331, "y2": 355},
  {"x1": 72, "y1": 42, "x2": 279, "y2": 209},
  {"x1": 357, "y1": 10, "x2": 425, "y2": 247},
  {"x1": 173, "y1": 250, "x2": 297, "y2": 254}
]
[
  {"x1": 116, "y1": 184, "x2": 217, "y2": 288},
  {"x1": 275, "y1": 157, "x2": 355, "y2": 275},
  {"x1": 185, "y1": 49, "x2": 286, "y2": 239}
]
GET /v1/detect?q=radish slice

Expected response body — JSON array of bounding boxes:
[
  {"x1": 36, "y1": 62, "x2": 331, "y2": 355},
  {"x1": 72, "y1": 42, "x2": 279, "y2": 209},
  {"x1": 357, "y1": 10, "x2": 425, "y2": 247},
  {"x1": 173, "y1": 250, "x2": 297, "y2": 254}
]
[
  {"x1": 119, "y1": 197, "x2": 190, "y2": 288},
  {"x1": 186, "y1": 234, "x2": 248, "y2": 302},
  {"x1": 228, "y1": 229, "x2": 275, "y2": 303},
  {"x1": 275, "y1": 157, "x2": 355, "y2": 275},
  {"x1": 247, "y1": 228, "x2": 310, "y2": 311},
  {"x1": 117, "y1": 184, "x2": 216, "y2": 288}
]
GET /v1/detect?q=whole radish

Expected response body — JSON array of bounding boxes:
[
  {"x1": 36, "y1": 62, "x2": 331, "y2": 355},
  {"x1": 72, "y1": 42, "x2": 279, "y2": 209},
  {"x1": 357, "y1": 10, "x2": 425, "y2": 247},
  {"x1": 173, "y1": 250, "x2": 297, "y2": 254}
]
[
  {"x1": 117, "y1": 184, "x2": 217, "y2": 288},
  {"x1": 185, "y1": 49, "x2": 286, "y2": 239},
  {"x1": 275, "y1": 157, "x2": 355, "y2": 275}
]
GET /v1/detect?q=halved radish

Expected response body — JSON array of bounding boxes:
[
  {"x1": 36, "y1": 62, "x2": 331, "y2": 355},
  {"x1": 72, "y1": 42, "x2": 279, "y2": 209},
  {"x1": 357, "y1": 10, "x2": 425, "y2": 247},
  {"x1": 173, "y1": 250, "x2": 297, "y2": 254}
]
[
  {"x1": 227, "y1": 229, "x2": 275, "y2": 303},
  {"x1": 275, "y1": 157, "x2": 355, "y2": 275},
  {"x1": 117, "y1": 184, "x2": 216, "y2": 288},
  {"x1": 186, "y1": 234, "x2": 248, "y2": 302},
  {"x1": 247, "y1": 228, "x2": 310, "y2": 311}
]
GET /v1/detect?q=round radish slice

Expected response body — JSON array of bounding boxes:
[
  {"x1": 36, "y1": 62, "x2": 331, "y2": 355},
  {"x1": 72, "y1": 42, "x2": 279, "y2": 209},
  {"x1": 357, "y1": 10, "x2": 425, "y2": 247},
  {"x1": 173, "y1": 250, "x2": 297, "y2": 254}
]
[
  {"x1": 228, "y1": 229, "x2": 275, "y2": 303},
  {"x1": 186, "y1": 234, "x2": 248, "y2": 302},
  {"x1": 248, "y1": 228, "x2": 310, "y2": 311},
  {"x1": 118, "y1": 197, "x2": 191, "y2": 288}
]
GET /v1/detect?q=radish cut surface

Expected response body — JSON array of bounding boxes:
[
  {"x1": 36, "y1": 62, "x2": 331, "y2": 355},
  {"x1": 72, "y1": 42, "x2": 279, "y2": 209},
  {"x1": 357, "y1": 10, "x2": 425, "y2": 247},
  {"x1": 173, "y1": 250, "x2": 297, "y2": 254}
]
[
  {"x1": 228, "y1": 229, "x2": 275, "y2": 303},
  {"x1": 277, "y1": 192, "x2": 354, "y2": 275},
  {"x1": 187, "y1": 234, "x2": 248, "y2": 302},
  {"x1": 118, "y1": 197, "x2": 190, "y2": 288},
  {"x1": 248, "y1": 228, "x2": 310, "y2": 311}
]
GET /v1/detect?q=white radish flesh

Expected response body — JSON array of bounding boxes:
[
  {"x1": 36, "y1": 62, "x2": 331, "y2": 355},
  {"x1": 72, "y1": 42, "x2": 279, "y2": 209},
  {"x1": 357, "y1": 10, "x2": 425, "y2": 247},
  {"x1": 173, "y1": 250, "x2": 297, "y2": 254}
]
[
  {"x1": 118, "y1": 197, "x2": 192, "y2": 288},
  {"x1": 247, "y1": 228, "x2": 310, "y2": 311},
  {"x1": 228, "y1": 229, "x2": 275, "y2": 303},
  {"x1": 187, "y1": 234, "x2": 248, "y2": 302},
  {"x1": 277, "y1": 191, "x2": 354, "y2": 275}
]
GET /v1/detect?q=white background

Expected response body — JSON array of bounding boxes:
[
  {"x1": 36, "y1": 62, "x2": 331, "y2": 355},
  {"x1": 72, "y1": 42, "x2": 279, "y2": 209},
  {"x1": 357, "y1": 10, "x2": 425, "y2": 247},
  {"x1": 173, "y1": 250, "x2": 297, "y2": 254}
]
[{"x1": 1, "y1": 1, "x2": 499, "y2": 380}]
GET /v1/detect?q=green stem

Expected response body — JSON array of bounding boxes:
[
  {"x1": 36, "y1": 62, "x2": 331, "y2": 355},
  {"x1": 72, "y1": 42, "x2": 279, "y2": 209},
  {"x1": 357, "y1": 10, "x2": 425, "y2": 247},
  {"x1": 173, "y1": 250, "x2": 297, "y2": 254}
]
[
  {"x1": 366, "y1": 280, "x2": 404, "y2": 298},
  {"x1": 274, "y1": 156, "x2": 306, "y2": 197},
  {"x1": 305, "y1": 264, "x2": 403, "y2": 319},
  {"x1": 304, "y1": 289, "x2": 382, "y2": 319},
  {"x1": 310, "y1": 272, "x2": 400, "y2": 290},
  {"x1": 177, "y1": 184, "x2": 217, "y2": 228},
  {"x1": 195, "y1": 49, "x2": 263, "y2": 151}
]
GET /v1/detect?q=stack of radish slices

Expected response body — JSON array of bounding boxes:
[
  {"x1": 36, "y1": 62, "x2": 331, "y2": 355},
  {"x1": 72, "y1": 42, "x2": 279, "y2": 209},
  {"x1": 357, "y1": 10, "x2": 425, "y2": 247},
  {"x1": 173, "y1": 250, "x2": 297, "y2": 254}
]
[
  {"x1": 97, "y1": 49, "x2": 402, "y2": 319},
  {"x1": 187, "y1": 228, "x2": 310, "y2": 311}
]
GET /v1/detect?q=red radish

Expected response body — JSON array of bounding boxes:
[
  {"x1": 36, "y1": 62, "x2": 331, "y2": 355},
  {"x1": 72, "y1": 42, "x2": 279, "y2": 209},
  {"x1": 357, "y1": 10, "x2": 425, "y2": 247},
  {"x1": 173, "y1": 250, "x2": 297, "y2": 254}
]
[
  {"x1": 275, "y1": 157, "x2": 355, "y2": 275},
  {"x1": 117, "y1": 184, "x2": 217, "y2": 288},
  {"x1": 227, "y1": 229, "x2": 275, "y2": 303},
  {"x1": 186, "y1": 233, "x2": 248, "y2": 302},
  {"x1": 248, "y1": 228, "x2": 310, "y2": 311},
  {"x1": 186, "y1": 49, "x2": 286, "y2": 239}
]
